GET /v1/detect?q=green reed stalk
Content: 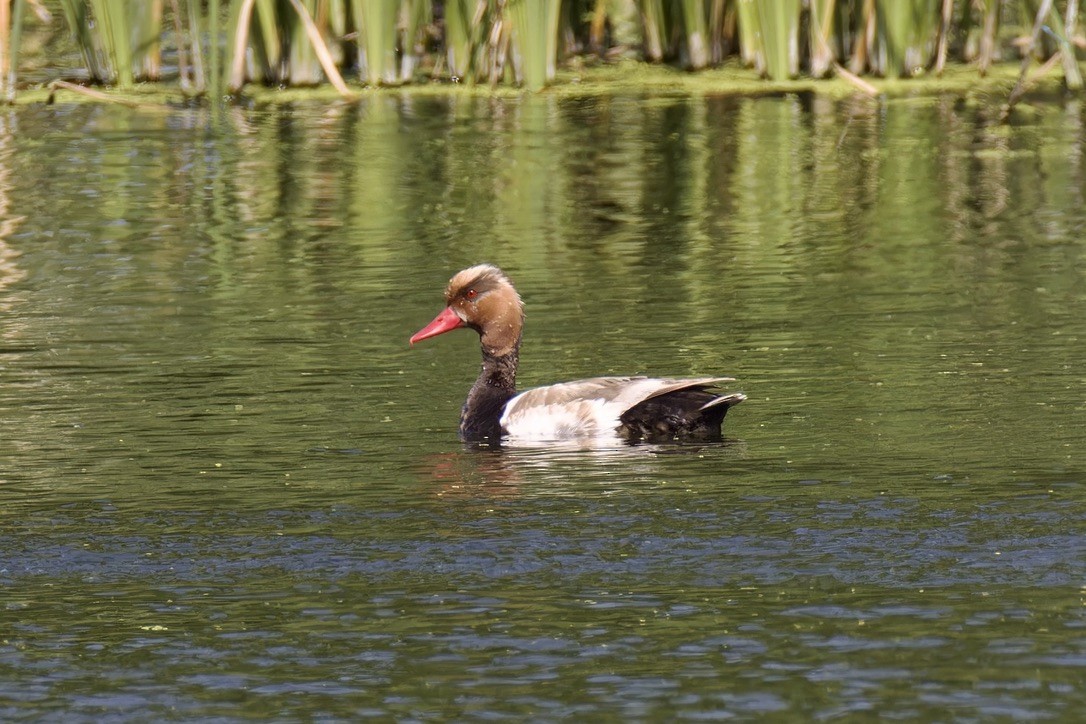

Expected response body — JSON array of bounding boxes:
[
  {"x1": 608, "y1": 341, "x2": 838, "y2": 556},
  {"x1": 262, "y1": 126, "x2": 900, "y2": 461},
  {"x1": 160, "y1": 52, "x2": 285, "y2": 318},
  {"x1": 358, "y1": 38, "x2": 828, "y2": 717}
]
[
  {"x1": 89, "y1": 0, "x2": 133, "y2": 86},
  {"x1": 185, "y1": 0, "x2": 205, "y2": 92},
  {"x1": 286, "y1": 0, "x2": 353, "y2": 94},
  {"x1": 0, "y1": 1, "x2": 9, "y2": 101},
  {"x1": 57, "y1": 0, "x2": 108, "y2": 82},
  {"x1": 12, "y1": 0, "x2": 26, "y2": 95},
  {"x1": 640, "y1": 0, "x2": 668, "y2": 61},
  {"x1": 679, "y1": 0, "x2": 709, "y2": 69},
  {"x1": 444, "y1": 0, "x2": 473, "y2": 79},
  {"x1": 755, "y1": 0, "x2": 801, "y2": 80},
  {"x1": 1, "y1": 0, "x2": 27, "y2": 102},
  {"x1": 328, "y1": 0, "x2": 349, "y2": 43},
  {"x1": 210, "y1": 0, "x2": 221, "y2": 97},
  {"x1": 167, "y1": 0, "x2": 190, "y2": 90},
  {"x1": 1064, "y1": 0, "x2": 1083, "y2": 89},
  {"x1": 1045, "y1": 0, "x2": 1083, "y2": 89},
  {"x1": 735, "y1": 0, "x2": 761, "y2": 71},
  {"x1": 226, "y1": 0, "x2": 256, "y2": 92},
  {"x1": 486, "y1": 6, "x2": 511, "y2": 85},
  {"x1": 508, "y1": 0, "x2": 559, "y2": 89},
  {"x1": 809, "y1": 0, "x2": 836, "y2": 77},
  {"x1": 876, "y1": 0, "x2": 937, "y2": 77},
  {"x1": 251, "y1": 0, "x2": 283, "y2": 83},
  {"x1": 846, "y1": 0, "x2": 874, "y2": 74},
  {"x1": 1004, "y1": 0, "x2": 1055, "y2": 119},
  {"x1": 401, "y1": 0, "x2": 433, "y2": 81},
  {"x1": 287, "y1": 0, "x2": 319, "y2": 84},
  {"x1": 132, "y1": 1, "x2": 164, "y2": 80},
  {"x1": 707, "y1": 0, "x2": 726, "y2": 63},
  {"x1": 357, "y1": 0, "x2": 398, "y2": 85},
  {"x1": 545, "y1": 0, "x2": 561, "y2": 79},
  {"x1": 975, "y1": 0, "x2": 1001, "y2": 75},
  {"x1": 933, "y1": 0, "x2": 951, "y2": 73}
]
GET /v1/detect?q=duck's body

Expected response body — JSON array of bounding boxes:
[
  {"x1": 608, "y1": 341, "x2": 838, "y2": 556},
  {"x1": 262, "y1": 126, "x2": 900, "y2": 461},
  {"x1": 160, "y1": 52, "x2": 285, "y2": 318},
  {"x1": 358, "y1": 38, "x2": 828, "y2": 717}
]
[{"x1": 411, "y1": 265, "x2": 745, "y2": 444}]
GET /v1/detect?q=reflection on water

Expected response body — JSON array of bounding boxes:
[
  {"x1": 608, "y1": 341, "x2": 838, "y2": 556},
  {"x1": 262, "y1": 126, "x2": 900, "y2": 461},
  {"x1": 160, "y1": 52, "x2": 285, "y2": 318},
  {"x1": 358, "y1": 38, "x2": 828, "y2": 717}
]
[
  {"x1": 0, "y1": 111, "x2": 26, "y2": 310},
  {"x1": 419, "y1": 438, "x2": 749, "y2": 497},
  {"x1": 0, "y1": 94, "x2": 1084, "y2": 719}
]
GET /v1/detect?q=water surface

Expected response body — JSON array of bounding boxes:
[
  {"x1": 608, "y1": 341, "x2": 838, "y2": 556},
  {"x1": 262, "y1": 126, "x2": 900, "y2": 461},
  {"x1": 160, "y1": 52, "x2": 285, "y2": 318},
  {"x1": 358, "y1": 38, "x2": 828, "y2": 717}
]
[{"x1": 1, "y1": 93, "x2": 1085, "y2": 720}]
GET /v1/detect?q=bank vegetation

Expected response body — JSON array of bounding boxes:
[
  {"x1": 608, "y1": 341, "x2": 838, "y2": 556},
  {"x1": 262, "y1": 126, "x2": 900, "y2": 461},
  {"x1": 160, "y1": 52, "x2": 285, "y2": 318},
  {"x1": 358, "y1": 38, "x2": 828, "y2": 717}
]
[{"x1": 0, "y1": 0, "x2": 1083, "y2": 103}]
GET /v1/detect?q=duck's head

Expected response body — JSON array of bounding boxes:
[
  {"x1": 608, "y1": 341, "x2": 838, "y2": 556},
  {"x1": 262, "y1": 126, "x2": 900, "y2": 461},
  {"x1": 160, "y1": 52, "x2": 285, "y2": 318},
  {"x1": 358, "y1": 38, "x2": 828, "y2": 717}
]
[{"x1": 410, "y1": 264, "x2": 524, "y2": 357}]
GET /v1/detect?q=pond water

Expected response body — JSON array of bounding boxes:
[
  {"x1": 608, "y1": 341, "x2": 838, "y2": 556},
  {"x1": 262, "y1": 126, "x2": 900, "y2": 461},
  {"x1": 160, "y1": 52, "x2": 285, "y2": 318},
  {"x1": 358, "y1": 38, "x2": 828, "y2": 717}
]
[{"x1": 1, "y1": 91, "x2": 1084, "y2": 720}]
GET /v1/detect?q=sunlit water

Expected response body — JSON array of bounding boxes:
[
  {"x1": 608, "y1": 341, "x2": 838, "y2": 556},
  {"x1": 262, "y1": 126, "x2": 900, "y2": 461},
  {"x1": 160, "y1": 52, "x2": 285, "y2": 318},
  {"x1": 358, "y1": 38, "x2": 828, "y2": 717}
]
[{"x1": 1, "y1": 94, "x2": 1084, "y2": 720}]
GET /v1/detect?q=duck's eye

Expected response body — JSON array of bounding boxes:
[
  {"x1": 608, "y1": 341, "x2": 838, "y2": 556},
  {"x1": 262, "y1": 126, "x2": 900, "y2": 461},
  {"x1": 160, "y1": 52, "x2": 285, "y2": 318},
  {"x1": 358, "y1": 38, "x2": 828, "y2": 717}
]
[{"x1": 465, "y1": 289, "x2": 478, "y2": 301}]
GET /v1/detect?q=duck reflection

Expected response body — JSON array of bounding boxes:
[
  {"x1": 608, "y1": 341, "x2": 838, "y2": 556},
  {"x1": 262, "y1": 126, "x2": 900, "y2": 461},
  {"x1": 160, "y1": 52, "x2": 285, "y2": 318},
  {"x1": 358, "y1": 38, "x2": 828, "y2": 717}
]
[{"x1": 419, "y1": 437, "x2": 746, "y2": 498}]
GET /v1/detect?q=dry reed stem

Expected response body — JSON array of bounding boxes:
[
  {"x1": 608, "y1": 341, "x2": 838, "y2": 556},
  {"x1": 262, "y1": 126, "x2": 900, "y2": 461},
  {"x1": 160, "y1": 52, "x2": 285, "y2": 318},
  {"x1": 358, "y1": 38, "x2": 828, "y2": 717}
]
[
  {"x1": 934, "y1": 0, "x2": 953, "y2": 74},
  {"x1": 1003, "y1": 0, "x2": 1055, "y2": 121},
  {"x1": 1059, "y1": 0, "x2": 1082, "y2": 89},
  {"x1": 228, "y1": 0, "x2": 256, "y2": 92},
  {"x1": 47, "y1": 79, "x2": 159, "y2": 108},
  {"x1": 833, "y1": 62, "x2": 879, "y2": 97},
  {"x1": 168, "y1": 0, "x2": 191, "y2": 92},
  {"x1": 978, "y1": 1, "x2": 999, "y2": 76},
  {"x1": 285, "y1": 0, "x2": 353, "y2": 97}
]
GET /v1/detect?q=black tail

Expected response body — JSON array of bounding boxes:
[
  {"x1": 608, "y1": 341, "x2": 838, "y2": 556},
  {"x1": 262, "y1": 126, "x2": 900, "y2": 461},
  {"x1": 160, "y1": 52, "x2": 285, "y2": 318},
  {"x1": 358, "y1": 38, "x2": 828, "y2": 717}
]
[{"x1": 619, "y1": 390, "x2": 746, "y2": 442}]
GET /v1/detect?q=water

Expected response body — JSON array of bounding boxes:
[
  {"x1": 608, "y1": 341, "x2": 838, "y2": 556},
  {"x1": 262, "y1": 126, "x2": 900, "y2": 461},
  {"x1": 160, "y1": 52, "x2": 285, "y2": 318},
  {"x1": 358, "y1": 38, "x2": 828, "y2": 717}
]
[{"x1": 1, "y1": 93, "x2": 1084, "y2": 720}]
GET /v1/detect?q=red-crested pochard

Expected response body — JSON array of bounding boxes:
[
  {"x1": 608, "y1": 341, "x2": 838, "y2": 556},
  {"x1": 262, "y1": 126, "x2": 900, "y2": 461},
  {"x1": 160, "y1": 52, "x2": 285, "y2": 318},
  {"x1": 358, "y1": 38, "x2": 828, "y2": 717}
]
[{"x1": 410, "y1": 264, "x2": 746, "y2": 443}]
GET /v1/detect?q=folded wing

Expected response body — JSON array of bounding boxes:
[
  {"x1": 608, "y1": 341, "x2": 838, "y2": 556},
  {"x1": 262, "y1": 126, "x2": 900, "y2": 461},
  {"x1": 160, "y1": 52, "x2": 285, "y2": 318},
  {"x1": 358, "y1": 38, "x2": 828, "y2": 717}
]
[{"x1": 500, "y1": 376, "x2": 742, "y2": 441}]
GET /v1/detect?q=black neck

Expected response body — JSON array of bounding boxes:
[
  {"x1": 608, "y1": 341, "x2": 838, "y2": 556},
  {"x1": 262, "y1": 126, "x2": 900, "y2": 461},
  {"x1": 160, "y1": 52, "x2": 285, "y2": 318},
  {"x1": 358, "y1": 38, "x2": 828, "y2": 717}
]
[{"x1": 459, "y1": 339, "x2": 519, "y2": 443}]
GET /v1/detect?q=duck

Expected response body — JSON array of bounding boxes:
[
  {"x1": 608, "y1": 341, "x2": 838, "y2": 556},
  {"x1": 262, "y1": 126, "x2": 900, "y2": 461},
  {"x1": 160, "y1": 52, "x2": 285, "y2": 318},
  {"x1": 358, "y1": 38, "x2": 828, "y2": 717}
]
[{"x1": 410, "y1": 264, "x2": 746, "y2": 444}]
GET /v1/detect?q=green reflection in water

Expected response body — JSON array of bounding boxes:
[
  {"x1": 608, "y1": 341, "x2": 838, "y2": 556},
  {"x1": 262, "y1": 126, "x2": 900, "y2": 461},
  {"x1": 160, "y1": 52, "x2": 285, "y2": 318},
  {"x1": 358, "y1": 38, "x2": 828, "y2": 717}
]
[{"x1": 0, "y1": 94, "x2": 1084, "y2": 720}]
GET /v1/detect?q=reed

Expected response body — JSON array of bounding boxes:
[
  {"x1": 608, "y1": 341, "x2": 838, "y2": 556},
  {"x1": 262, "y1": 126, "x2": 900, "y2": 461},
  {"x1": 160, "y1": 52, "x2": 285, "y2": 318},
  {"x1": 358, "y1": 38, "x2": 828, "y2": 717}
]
[
  {"x1": 755, "y1": 0, "x2": 802, "y2": 80},
  {"x1": 251, "y1": 0, "x2": 283, "y2": 84},
  {"x1": 809, "y1": 0, "x2": 837, "y2": 78},
  {"x1": 287, "y1": 0, "x2": 321, "y2": 85},
  {"x1": 130, "y1": 0, "x2": 162, "y2": 80},
  {"x1": 56, "y1": 0, "x2": 110, "y2": 83},
  {"x1": 443, "y1": 0, "x2": 474, "y2": 79},
  {"x1": 875, "y1": 0, "x2": 939, "y2": 77},
  {"x1": 680, "y1": 0, "x2": 710, "y2": 68},
  {"x1": 974, "y1": 0, "x2": 1003, "y2": 75},
  {"x1": 286, "y1": 0, "x2": 352, "y2": 94},
  {"x1": 0, "y1": 0, "x2": 1077, "y2": 98},
  {"x1": 357, "y1": 0, "x2": 399, "y2": 85},
  {"x1": 1, "y1": 0, "x2": 28, "y2": 102},
  {"x1": 734, "y1": 0, "x2": 761, "y2": 72},
  {"x1": 400, "y1": 0, "x2": 433, "y2": 81},
  {"x1": 186, "y1": 0, "x2": 204, "y2": 91},
  {"x1": 640, "y1": 0, "x2": 669, "y2": 62},
  {"x1": 509, "y1": 0, "x2": 561, "y2": 90},
  {"x1": 209, "y1": 0, "x2": 221, "y2": 97}
]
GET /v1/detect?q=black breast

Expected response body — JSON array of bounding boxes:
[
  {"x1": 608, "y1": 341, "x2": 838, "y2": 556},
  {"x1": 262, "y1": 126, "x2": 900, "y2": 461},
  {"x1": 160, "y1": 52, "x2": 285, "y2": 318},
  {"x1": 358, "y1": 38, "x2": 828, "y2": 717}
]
[{"x1": 459, "y1": 385, "x2": 515, "y2": 443}]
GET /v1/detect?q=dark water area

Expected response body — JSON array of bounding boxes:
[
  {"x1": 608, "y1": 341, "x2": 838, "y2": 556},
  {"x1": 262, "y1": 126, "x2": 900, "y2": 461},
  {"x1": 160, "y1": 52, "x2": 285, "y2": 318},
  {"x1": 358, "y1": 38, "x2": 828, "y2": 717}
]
[{"x1": 1, "y1": 92, "x2": 1084, "y2": 720}]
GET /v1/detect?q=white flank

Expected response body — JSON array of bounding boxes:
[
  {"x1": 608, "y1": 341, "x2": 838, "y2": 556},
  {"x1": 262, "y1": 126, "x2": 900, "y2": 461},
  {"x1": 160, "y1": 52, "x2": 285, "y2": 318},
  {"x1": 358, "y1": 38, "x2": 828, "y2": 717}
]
[
  {"x1": 499, "y1": 376, "x2": 733, "y2": 442},
  {"x1": 501, "y1": 397, "x2": 619, "y2": 440}
]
